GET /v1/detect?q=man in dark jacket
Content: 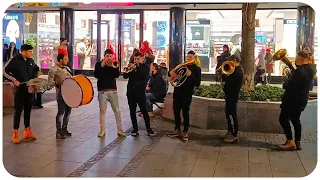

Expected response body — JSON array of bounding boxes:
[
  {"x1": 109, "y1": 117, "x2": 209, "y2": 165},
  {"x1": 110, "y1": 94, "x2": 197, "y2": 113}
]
[
  {"x1": 3, "y1": 44, "x2": 40, "y2": 144},
  {"x1": 168, "y1": 50, "x2": 201, "y2": 141},
  {"x1": 145, "y1": 63, "x2": 167, "y2": 117},
  {"x1": 94, "y1": 49, "x2": 125, "y2": 137},
  {"x1": 278, "y1": 51, "x2": 316, "y2": 151},
  {"x1": 123, "y1": 52, "x2": 155, "y2": 136},
  {"x1": 159, "y1": 62, "x2": 169, "y2": 91},
  {"x1": 222, "y1": 55, "x2": 244, "y2": 143}
]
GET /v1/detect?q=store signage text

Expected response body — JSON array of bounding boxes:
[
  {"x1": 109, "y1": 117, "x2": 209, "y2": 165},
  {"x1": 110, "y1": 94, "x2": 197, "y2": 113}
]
[
  {"x1": 3, "y1": 15, "x2": 19, "y2": 21},
  {"x1": 284, "y1": 20, "x2": 297, "y2": 24},
  {"x1": 186, "y1": 20, "x2": 210, "y2": 25}
]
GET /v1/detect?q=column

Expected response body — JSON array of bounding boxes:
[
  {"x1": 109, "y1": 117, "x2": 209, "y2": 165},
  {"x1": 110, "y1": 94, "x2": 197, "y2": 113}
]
[
  {"x1": 60, "y1": 8, "x2": 75, "y2": 70},
  {"x1": 296, "y1": 6, "x2": 315, "y2": 53},
  {"x1": 274, "y1": 18, "x2": 284, "y2": 76},
  {"x1": 169, "y1": 7, "x2": 186, "y2": 71}
]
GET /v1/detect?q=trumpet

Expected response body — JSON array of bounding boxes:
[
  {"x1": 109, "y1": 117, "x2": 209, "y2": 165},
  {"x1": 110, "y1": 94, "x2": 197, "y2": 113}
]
[
  {"x1": 217, "y1": 61, "x2": 236, "y2": 75},
  {"x1": 169, "y1": 60, "x2": 195, "y2": 87},
  {"x1": 111, "y1": 61, "x2": 119, "y2": 68},
  {"x1": 123, "y1": 63, "x2": 137, "y2": 73}
]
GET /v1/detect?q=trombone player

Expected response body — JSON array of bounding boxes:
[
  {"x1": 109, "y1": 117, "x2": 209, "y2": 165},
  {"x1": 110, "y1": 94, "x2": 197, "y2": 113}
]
[
  {"x1": 168, "y1": 50, "x2": 201, "y2": 141},
  {"x1": 222, "y1": 55, "x2": 243, "y2": 143},
  {"x1": 94, "y1": 49, "x2": 125, "y2": 137}
]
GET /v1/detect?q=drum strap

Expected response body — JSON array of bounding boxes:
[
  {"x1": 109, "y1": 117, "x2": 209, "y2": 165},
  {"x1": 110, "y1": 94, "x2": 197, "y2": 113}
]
[{"x1": 62, "y1": 66, "x2": 73, "y2": 76}]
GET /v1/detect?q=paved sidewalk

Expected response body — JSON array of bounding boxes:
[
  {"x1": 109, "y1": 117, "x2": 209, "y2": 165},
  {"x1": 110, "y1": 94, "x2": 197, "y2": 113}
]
[{"x1": 2, "y1": 78, "x2": 318, "y2": 177}]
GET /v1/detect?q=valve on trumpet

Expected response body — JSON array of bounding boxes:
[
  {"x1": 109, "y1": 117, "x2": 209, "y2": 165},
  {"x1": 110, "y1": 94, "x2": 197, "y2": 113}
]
[{"x1": 123, "y1": 63, "x2": 137, "y2": 73}]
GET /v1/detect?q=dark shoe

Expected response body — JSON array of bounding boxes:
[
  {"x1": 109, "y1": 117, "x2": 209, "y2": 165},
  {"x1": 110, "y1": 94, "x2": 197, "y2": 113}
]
[
  {"x1": 168, "y1": 129, "x2": 182, "y2": 138},
  {"x1": 37, "y1": 105, "x2": 44, "y2": 109},
  {"x1": 56, "y1": 132, "x2": 66, "y2": 139},
  {"x1": 62, "y1": 129, "x2": 72, "y2": 136},
  {"x1": 295, "y1": 141, "x2": 302, "y2": 150},
  {"x1": 224, "y1": 135, "x2": 239, "y2": 143},
  {"x1": 147, "y1": 129, "x2": 156, "y2": 136},
  {"x1": 131, "y1": 129, "x2": 139, "y2": 136}
]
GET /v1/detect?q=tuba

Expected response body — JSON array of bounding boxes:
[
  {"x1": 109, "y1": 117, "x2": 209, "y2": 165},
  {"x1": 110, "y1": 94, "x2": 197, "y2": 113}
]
[
  {"x1": 218, "y1": 61, "x2": 235, "y2": 75},
  {"x1": 273, "y1": 48, "x2": 295, "y2": 79},
  {"x1": 169, "y1": 60, "x2": 195, "y2": 87}
]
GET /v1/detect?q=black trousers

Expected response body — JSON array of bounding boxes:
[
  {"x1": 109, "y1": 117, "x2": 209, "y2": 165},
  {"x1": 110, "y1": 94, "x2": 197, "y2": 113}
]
[
  {"x1": 32, "y1": 93, "x2": 42, "y2": 107},
  {"x1": 13, "y1": 87, "x2": 33, "y2": 130},
  {"x1": 173, "y1": 96, "x2": 192, "y2": 132},
  {"x1": 127, "y1": 94, "x2": 151, "y2": 130},
  {"x1": 225, "y1": 93, "x2": 239, "y2": 136},
  {"x1": 279, "y1": 108, "x2": 302, "y2": 141}
]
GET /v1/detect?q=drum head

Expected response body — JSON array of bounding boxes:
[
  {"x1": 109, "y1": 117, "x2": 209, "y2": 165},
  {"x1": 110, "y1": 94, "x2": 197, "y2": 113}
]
[{"x1": 61, "y1": 79, "x2": 82, "y2": 108}]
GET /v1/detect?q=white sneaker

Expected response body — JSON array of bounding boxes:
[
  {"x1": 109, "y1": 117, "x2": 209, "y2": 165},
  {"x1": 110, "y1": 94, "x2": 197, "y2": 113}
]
[{"x1": 98, "y1": 129, "x2": 105, "y2": 137}]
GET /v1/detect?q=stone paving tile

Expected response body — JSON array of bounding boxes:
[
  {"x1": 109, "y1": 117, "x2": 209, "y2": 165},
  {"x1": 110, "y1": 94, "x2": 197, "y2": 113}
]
[
  {"x1": 80, "y1": 170, "x2": 117, "y2": 177},
  {"x1": 161, "y1": 163, "x2": 194, "y2": 177},
  {"x1": 33, "y1": 161, "x2": 83, "y2": 177},
  {"x1": 249, "y1": 162, "x2": 273, "y2": 177}
]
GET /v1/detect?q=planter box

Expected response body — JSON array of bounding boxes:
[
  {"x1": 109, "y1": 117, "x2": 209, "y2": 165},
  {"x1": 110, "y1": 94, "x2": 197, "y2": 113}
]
[{"x1": 162, "y1": 93, "x2": 317, "y2": 134}]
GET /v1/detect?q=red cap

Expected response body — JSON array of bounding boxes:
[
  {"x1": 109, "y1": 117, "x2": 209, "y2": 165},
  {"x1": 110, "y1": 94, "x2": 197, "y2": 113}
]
[{"x1": 266, "y1": 48, "x2": 271, "y2": 53}]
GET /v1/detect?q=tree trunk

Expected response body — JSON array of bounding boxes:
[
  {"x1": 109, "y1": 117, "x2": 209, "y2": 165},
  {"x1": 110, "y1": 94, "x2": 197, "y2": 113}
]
[{"x1": 241, "y1": 3, "x2": 258, "y2": 92}]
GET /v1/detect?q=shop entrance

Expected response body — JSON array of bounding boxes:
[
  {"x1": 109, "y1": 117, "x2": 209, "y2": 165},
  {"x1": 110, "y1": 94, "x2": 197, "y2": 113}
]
[{"x1": 97, "y1": 10, "x2": 143, "y2": 71}]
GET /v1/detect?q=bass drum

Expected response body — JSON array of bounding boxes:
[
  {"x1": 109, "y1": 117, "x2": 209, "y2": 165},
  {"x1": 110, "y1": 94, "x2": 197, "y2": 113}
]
[{"x1": 61, "y1": 75, "x2": 94, "y2": 108}]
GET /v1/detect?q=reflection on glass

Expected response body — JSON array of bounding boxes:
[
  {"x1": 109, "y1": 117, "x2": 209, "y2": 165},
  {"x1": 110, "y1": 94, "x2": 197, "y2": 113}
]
[
  {"x1": 74, "y1": 11, "x2": 97, "y2": 70},
  {"x1": 121, "y1": 14, "x2": 140, "y2": 70},
  {"x1": 143, "y1": 11, "x2": 170, "y2": 67},
  {"x1": 101, "y1": 14, "x2": 117, "y2": 63}
]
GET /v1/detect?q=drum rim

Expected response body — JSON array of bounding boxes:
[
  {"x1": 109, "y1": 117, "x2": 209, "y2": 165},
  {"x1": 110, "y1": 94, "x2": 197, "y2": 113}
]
[
  {"x1": 61, "y1": 78, "x2": 83, "y2": 108},
  {"x1": 80, "y1": 75, "x2": 94, "y2": 105}
]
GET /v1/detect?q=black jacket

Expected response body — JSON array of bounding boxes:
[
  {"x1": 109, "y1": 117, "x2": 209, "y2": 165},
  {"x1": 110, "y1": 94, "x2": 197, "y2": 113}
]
[
  {"x1": 223, "y1": 65, "x2": 244, "y2": 97},
  {"x1": 123, "y1": 63, "x2": 150, "y2": 96},
  {"x1": 169, "y1": 64, "x2": 201, "y2": 98},
  {"x1": 5, "y1": 48, "x2": 19, "y2": 61},
  {"x1": 148, "y1": 71, "x2": 167, "y2": 100},
  {"x1": 3, "y1": 54, "x2": 39, "y2": 89},
  {"x1": 281, "y1": 64, "x2": 315, "y2": 112},
  {"x1": 94, "y1": 62, "x2": 120, "y2": 91},
  {"x1": 217, "y1": 50, "x2": 231, "y2": 69}
]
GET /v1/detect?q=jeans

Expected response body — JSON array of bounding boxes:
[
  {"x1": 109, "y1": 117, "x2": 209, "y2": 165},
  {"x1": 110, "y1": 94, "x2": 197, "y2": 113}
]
[
  {"x1": 279, "y1": 108, "x2": 302, "y2": 141},
  {"x1": 225, "y1": 94, "x2": 239, "y2": 136},
  {"x1": 13, "y1": 87, "x2": 32, "y2": 129},
  {"x1": 127, "y1": 94, "x2": 151, "y2": 130},
  {"x1": 56, "y1": 93, "x2": 72, "y2": 132},
  {"x1": 173, "y1": 96, "x2": 192, "y2": 132},
  {"x1": 145, "y1": 92, "x2": 156, "y2": 112},
  {"x1": 98, "y1": 91, "x2": 123, "y2": 131}
]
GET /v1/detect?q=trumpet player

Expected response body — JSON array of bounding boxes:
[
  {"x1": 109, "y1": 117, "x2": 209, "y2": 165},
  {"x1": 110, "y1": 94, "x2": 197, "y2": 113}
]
[
  {"x1": 222, "y1": 55, "x2": 243, "y2": 143},
  {"x1": 278, "y1": 51, "x2": 315, "y2": 151},
  {"x1": 168, "y1": 50, "x2": 201, "y2": 141},
  {"x1": 94, "y1": 49, "x2": 125, "y2": 137},
  {"x1": 123, "y1": 52, "x2": 155, "y2": 136}
]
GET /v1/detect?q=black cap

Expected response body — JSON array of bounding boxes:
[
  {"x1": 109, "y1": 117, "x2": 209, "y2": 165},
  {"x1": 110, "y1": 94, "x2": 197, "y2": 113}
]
[{"x1": 228, "y1": 55, "x2": 241, "y2": 62}]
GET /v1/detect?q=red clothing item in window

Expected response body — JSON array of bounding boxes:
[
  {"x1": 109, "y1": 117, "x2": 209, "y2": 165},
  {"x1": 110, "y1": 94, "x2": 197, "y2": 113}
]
[{"x1": 58, "y1": 46, "x2": 68, "y2": 55}]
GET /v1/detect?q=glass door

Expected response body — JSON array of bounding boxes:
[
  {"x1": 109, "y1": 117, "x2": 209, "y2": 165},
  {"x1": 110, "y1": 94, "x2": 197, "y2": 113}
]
[{"x1": 97, "y1": 11, "x2": 143, "y2": 71}]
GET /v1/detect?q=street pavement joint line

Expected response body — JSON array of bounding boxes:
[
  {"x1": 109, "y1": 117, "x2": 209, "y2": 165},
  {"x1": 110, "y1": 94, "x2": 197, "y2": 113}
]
[
  {"x1": 212, "y1": 145, "x2": 222, "y2": 177},
  {"x1": 66, "y1": 127, "x2": 134, "y2": 177}
]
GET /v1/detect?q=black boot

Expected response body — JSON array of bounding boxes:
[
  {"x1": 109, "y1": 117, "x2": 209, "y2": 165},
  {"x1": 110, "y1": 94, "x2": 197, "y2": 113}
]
[
  {"x1": 295, "y1": 141, "x2": 302, "y2": 150},
  {"x1": 56, "y1": 131, "x2": 66, "y2": 139},
  {"x1": 62, "y1": 128, "x2": 72, "y2": 136}
]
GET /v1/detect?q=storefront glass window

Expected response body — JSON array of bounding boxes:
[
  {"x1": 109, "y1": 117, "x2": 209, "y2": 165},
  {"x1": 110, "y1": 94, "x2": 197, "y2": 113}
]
[
  {"x1": 74, "y1": 11, "x2": 97, "y2": 70},
  {"x1": 186, "y1": 9, "x2": 298, "y2": 75},
  {"x1": 144, "y1": 11, "x2": 170, "y2": 66}
]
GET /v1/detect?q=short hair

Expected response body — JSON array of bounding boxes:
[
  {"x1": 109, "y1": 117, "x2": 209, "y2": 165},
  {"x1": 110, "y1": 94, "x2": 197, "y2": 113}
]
[
  {"x1": 81, "y1": 38, "x2": 87, "y2": 42},
  {"x1": 152, "y1": 63, "x2": 159, "y2": 70},
  {"x1": 104, "y1": 49, "x2": 113, "y2": 55},
  {"x1": 297, "y1": 51, "x2": 309, "y2": 59},
  {"x1": 21, "y1": 44, "x2": 33, "y2": 51},
  {"x1": 60, "y1": 38, "x2": 67, "y2": 43},
  {"x1": 187, "y1": 50, "x2": 195, "y2": 55},
  {"x1": 223, "y1": 45, "x2": 229, "y2": 50},
  {"x1": 57, "y1": 53, "x2": 66, "y2": 62},
  {"x1": 160, "y1": 62, "x2": 166, "y2": 67},
  {"x1": 134, "y1": 52, "x2": 143, "y2": 57}
]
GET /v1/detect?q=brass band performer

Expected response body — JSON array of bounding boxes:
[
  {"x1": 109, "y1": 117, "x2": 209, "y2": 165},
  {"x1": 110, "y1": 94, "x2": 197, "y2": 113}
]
[
  {"x1": 222, "y1": 55, "x2": 243, "y2": 143},
  {"x1": 168, "y1": 50, "x2": 201, "y2": 141},
  {"x1": 94, "y1": 49, "x2": 125, "y2": 137}
]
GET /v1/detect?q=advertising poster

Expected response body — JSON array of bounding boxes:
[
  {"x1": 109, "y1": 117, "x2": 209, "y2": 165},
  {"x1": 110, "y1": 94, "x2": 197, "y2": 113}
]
[
  {"x1": 2, "y1": 13, "x2": 24, "y2": 50},
  {"x1": 156, "y1": 21, "x2": 168, "y2": 48},
  {"x1": 123, "y1": 19, "x2": 132, "y2": 46}
]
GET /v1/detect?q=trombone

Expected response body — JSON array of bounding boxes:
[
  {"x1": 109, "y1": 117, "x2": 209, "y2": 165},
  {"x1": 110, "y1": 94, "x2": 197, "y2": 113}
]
[{"x1": 217, "y1": 61, "x2": 236, "y2": 75}]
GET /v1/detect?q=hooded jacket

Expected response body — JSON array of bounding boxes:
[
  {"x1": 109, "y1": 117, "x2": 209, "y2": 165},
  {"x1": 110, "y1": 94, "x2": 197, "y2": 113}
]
[{"x1": 281, "y1": 64, "x2": 316, "y2": 112}]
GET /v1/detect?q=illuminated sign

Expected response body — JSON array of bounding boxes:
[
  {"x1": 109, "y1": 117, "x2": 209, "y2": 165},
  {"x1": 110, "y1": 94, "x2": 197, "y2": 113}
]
[
  {"x1": 78, "y1": 2, "x2": 133, "y2": 7},
  {"x1": 13, "y1": 2, "x2": 68, "y2": 7}
]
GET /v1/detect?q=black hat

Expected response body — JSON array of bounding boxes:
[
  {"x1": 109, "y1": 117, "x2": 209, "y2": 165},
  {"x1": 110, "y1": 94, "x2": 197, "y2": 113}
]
[{"x1": 228, "y1": 55, "x2": 241, "y2": 62}]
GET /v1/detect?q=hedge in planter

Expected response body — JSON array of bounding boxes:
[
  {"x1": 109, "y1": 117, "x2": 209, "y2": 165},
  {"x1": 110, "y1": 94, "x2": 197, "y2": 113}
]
[{"x1": 194, "y1": 84, "x2": 285, "y2": 102}]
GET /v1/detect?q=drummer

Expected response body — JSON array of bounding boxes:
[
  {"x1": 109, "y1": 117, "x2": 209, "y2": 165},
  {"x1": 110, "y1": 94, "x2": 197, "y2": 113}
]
[
  {"x1": 47, "y1": 53, "x2": 73, "y2": 139},
  {"x1": 3, "y1": 44, "x2": 40, "y2": 144}
]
